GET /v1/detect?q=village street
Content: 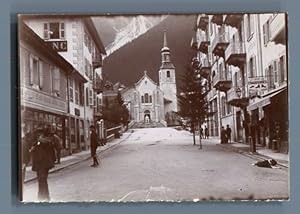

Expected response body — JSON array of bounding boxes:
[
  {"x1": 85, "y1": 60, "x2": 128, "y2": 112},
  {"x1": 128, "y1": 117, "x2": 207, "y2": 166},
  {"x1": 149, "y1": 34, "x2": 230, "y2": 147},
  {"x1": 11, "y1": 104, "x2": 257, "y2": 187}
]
[{"x1": 23, "y1": 127, "x2": 289, "y2": 202}]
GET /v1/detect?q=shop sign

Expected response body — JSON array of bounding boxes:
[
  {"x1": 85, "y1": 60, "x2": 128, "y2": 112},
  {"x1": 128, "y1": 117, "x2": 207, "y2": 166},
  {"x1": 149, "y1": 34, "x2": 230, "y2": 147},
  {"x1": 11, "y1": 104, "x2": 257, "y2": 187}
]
[
  {"x1": 248, "y1": 76, "x2": 268, "y2": 94},
  {"x1": 22, "y1": 87, "x2": 67, "y2": 113},
  {"x1": 46, "y1": 40, "x2": 68, "y2": 52}
]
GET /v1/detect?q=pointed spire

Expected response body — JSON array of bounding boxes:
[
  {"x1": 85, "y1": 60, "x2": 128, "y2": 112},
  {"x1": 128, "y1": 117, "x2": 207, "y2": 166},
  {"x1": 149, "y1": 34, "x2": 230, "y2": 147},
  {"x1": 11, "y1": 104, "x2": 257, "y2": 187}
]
[{"x1": 163, "y1": 29, "x2": 167, "y2": 48}]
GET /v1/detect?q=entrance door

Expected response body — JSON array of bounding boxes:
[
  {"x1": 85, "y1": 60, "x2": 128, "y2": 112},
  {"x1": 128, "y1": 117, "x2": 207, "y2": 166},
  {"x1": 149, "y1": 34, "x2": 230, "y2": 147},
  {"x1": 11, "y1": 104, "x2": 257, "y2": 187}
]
[{"x1": 144, "y1": 110, "x2": 151, "y2": 124}]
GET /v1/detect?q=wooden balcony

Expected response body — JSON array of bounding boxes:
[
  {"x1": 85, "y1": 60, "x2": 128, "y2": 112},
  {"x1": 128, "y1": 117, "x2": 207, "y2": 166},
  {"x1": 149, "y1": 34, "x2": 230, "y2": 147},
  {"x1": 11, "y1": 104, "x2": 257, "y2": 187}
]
[
  {"x1": 269, "y1": 14, "x2": 286, "y2": 45},
  {"x1": 227, "y1": 86, "x2": 249, "y2": 107},
  {"x1": 223, "y1": 14, "x2": 243, "y2": 28},
  {"x1": 197, "y1": 14, "x2": 209, "y2": 31},
  {"x1": 211, "y1": 31, "x2": 230, "y2": 58},
  {"x1": 199, "y1": 57, "x2": 211, "y2": 78},
  {"x1": 93, "y1": 79, "x2": 104, "y2": 94},
  {"x1": 225, "y1": 42, "x2": 246, "y2": 67},
  {"x1": 197, "y1": 33, "x2": 210, "y2": 54},
  {"x1": 211, "y1": 14, "x2": 223, "y2": 25},
  {"x1": 213, "y1": 70, "x2": 232, "y2": 92},
  {"x1": 92, "y1": 54, "x2": 102, "y2": 68}
]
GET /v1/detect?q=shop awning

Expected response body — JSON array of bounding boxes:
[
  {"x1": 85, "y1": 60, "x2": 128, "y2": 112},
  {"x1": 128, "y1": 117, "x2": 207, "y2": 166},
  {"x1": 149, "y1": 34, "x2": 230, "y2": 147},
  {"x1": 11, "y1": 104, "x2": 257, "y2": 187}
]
[{"x1": 247, "y1": 87, "x2": 287, "y2": 111}]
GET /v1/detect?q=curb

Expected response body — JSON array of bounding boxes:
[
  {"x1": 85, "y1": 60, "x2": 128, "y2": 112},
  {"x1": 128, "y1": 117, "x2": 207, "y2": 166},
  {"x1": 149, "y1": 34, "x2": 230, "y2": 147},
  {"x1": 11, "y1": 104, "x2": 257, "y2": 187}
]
[
  {"x1": 216, "y1": 144, "x2": 289, "y2": 169},
  {"x1": 24, "y1": 131, "x2": 133, "y2": 183}
]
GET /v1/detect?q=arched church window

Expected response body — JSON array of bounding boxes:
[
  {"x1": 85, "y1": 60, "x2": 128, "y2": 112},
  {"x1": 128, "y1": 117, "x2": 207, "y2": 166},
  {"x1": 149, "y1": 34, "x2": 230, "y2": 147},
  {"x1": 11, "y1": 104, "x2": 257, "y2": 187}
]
[
  {"x1": 149, "y1": 95, "x2": 152, "y2": 103},
  {"x1": 141, "y1": 95, "x2": 144, "y2": 103},
  {"x1": 166, "y1": 70, "x2": 170, "y2": 78},
  {"x1": 145, "y1": 93, "x2": 149, "y2": 103},
  {"x1": 145, "y1": 80, "x2": 147, "y2": 85}
]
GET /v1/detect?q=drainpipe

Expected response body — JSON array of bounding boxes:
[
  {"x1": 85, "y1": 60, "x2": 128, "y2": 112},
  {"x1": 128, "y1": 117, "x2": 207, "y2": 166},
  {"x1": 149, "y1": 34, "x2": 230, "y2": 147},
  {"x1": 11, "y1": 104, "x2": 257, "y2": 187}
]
[{"x1": 66, "y1": 73, "x2": 72, "y2": 155}]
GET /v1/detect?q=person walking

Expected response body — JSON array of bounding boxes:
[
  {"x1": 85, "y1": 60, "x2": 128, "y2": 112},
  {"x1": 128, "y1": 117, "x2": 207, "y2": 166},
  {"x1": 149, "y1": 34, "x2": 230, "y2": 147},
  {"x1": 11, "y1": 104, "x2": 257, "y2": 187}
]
[
  {"x1": 52, "y1": 129, "x2": 62, "y2": 164},
  {"x1": 90, "y1": 125, "x2": 99, "y2": 167},
  {"x1": 30, "y1": 124, "x2": 56, "y2": 201},
  {"x1": 200, "y1": 127, "x2": 204, "y2": 139},
  {"x1": 226, "y1": 124, "x2": 232, "y2": 143},
  {"x1": 221, "y1": 126, "x2": 227, "y2": 144},
  {"x1": 204, "y1": 126, "x2": 209, "y2": 139}
]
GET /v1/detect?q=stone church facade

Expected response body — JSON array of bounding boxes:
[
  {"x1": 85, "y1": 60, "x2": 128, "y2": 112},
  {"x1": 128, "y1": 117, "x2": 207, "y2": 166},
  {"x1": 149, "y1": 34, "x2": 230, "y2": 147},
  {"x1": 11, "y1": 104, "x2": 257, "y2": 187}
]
[{"x1": 121, "y1": 31, "x2": 178, "y2": 127}]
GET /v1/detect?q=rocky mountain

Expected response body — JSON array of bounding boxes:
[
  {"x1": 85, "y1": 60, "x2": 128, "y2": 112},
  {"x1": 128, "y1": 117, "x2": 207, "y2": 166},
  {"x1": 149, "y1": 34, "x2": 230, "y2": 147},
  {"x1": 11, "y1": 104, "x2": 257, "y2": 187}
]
[
  {"x1": 100, "y1": 15, "x2": 197, "y2": 91},
  {"x1": 92, "y1": 15, "x2": 164, "y2": 55}
]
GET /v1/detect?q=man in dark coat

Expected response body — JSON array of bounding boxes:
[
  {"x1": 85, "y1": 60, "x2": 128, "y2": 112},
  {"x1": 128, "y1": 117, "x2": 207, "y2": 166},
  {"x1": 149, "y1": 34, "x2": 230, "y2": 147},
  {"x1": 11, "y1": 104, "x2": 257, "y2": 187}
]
[
  {"x1": 226, "y1": 125, "x2": 232, "y2": 143},
  {"x1": 204, "y1": 126, "x2": 209, "y2": 139},
  {"x1": 30, "y1": 125, "x2": 55, "y2": 201},
  {"x1": 221, "y1": 126, "x2": 227, "y2": 144},
  {"x1": 90, "y1": 125, "x2": 99, "y2": 167}
]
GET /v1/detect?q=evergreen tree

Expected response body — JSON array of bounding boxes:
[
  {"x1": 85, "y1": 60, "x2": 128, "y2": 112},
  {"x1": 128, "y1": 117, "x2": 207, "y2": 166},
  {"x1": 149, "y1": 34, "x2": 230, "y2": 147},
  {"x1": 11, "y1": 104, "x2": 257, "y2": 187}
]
[{"x1": 177, "y1": 59, "x2": 209, "y2": 148}]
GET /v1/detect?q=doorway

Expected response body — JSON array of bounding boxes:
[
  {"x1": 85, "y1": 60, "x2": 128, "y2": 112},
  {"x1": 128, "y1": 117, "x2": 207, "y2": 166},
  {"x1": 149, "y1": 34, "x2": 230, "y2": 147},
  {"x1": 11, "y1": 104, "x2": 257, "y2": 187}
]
[{"x1": 144, "y1": 110, "x2": 151, "y2": 124}]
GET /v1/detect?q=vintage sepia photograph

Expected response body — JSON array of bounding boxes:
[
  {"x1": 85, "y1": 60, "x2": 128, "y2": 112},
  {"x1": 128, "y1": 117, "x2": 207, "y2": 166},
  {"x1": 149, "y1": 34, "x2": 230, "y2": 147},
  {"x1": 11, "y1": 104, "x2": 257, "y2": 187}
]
[{"x1": 18, "y1": 13, "x2": 288, "y2": 202}]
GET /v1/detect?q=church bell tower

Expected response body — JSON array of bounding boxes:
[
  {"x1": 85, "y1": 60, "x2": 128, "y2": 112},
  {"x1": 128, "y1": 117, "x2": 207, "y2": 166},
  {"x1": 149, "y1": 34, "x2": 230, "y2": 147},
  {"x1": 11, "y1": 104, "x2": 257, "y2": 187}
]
[{"x1": 158, "y1": 30, "x2": 178, "y2": 113}]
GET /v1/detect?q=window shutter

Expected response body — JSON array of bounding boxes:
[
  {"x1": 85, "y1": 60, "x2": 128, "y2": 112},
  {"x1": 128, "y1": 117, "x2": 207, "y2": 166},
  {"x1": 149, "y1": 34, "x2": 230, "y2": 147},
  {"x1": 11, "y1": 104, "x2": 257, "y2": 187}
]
[
  {"x1": 282, "y1": 55, "x2": 287, "y2": 81},
  {"x1": 263, "y1": 22, "x2": 267, "y2": 45},
  {"x1": 53, "y1": 67, "x2": 60, "y2": 92},
  {"x1": 253, "y1": 57, "x2": 257, "y2": 77},
  {"x1": 38, "y1": 60, "x2": 43, "y2": 89},
  {"x1": 43, "y1": 23, "x2": 49, "y2": 39},
  {"x1": 60, "y1": 22, "x2": 65, "y2": 39},
  {"x1": 250, "y1": 15, "x2": 254, "y2": 35},
  {"x1": 89, "y1": 89, "x2": 93, "y2": 107},
  {"x1": 29, "y1": 54, "x2": 34, "y2": 85},
  {"x1": 273, "y1": 60, "x2": 278, "y2": 83}
]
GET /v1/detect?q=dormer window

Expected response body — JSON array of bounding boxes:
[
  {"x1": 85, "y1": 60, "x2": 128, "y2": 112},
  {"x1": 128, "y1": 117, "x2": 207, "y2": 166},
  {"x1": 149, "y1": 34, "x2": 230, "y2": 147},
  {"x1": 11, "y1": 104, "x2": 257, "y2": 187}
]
[{"x1": 44, "y1": 22, "x2": 65, "y2": 39}]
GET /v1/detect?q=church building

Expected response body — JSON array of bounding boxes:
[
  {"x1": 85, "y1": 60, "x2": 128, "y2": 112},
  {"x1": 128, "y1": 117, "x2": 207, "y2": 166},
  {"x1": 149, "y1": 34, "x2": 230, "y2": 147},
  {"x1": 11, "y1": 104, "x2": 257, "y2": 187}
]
[{"x1": 121, "y1": 30, "x2": 178, "y2": 127}]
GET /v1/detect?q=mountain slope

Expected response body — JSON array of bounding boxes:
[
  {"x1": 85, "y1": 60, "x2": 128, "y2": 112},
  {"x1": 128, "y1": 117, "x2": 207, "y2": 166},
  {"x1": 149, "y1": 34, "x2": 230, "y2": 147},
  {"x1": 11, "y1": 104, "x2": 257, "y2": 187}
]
[
  {"x1": 103, "y1": 15, "x2": 196, "y2": 92},
  {"x1": 92, "y1": 15, "x2": 164, "y2": 55}
]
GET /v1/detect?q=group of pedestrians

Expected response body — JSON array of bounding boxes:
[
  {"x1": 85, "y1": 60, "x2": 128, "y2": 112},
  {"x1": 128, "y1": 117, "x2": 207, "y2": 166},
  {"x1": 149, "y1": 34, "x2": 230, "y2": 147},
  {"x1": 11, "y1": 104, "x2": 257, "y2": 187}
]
[
  {"x1": 200, "y1": 126, "x2": 209, "y2": 139},
  {"x1": 22, "y1": 124, "x2": 102, "y2": 201},
  {"x1": 221, "y1": 125, "x2": 232, "y2": 144}
]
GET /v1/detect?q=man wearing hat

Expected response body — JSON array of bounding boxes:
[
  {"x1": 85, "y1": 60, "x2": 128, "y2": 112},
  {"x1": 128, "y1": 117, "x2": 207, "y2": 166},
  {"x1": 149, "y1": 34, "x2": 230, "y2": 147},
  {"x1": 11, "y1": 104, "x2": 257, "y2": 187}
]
[
  {"x1": 30, "y1": 124, "x2": 56, "y2": 201},
  {"x1": 90, "y1": 125, "x2": 99, "y2": 167}
]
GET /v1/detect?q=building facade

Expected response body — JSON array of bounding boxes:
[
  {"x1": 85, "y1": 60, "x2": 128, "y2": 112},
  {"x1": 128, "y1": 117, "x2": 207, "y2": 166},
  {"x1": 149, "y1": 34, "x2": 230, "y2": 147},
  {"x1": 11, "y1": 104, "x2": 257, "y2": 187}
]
[
  {"x1": 122, "y1": 71, "x2": 166, "y2": 126},
  {"x1": 192, "y1": 13, "x2": 287, "y2": 153},
  {"x1": 22, "y1": 16, "x2": 106, "y2": 153},
  {"x1": 19, "y1": 22, "x2": 74, "y2": 154}
]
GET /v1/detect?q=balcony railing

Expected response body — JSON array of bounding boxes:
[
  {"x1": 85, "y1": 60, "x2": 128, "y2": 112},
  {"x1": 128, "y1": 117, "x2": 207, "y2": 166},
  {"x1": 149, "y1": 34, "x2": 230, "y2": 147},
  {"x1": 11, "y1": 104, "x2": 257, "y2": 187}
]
[
  {"x1": 92, "y1": 54, "x2": 102, "y2": 68},
  {"x1": 225, "y1": 41, "x2": 246, "y2": 66},
  {"x1": 223, "y1": 14, "x2": 243, "y2": 28},
  {"x1": 211, "y1": 14, "x2": 223, "y2": 25},
  {"x1": 199, "y1": 57, "x2": 211, "y2": 78},
  {"x1": 211, "y1": 31, "x2": 230, "y2": 57},
  {"x1": 213, "y1": 69, "x2": 232, "y2": 92},
  {"x1": 227, "y1": 86, "x2": 249, "y2": 107},
  {"x1": 269, "y1": 14, "x2": 286, "y2": 45},
  {"x1": 197, "y1": 14, "x2": 209, "y2": 31},
  {"x1": 197, "y1": 33, "x2": 210, "y2": 53}
]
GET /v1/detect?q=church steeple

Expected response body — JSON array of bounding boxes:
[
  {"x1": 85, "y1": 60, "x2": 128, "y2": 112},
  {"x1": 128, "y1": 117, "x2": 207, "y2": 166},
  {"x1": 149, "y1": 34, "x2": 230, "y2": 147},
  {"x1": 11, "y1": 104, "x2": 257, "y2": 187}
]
[
  {"x1": 160, "y1": 30, "x2": 174, "y2": 68},
  {"x1": 163, "y1": 30, "x2": 168, "y2": 48}
]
